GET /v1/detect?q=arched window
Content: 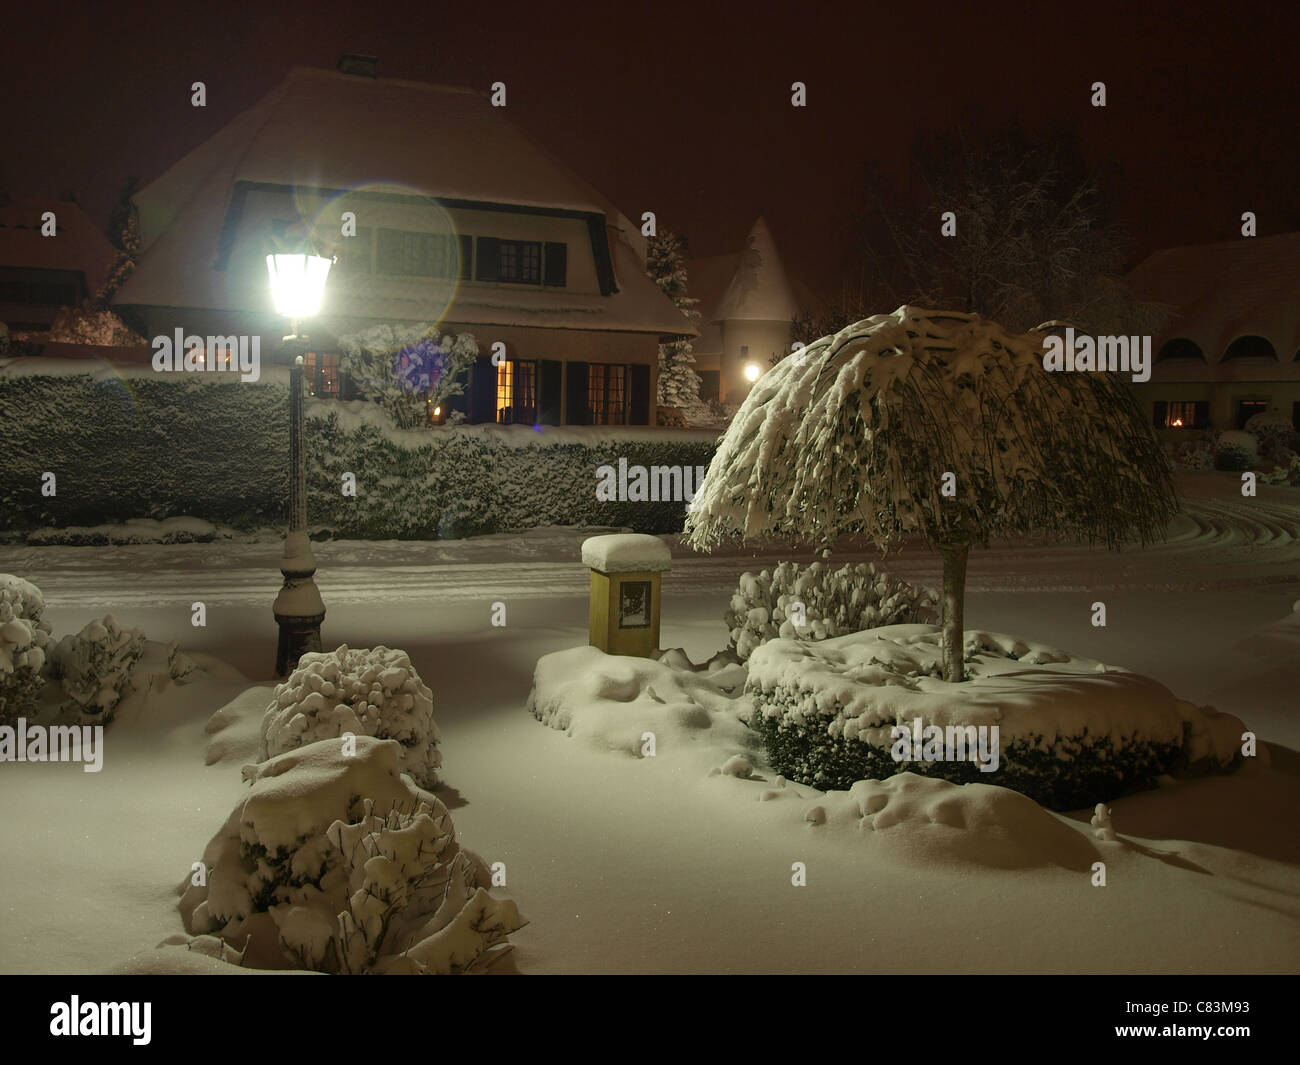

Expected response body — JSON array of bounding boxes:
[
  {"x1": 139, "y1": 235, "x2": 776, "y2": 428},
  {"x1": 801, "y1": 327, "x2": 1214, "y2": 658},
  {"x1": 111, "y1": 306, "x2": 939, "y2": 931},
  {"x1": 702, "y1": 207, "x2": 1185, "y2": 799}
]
[
  {"x1": 1156, "y1": 338, "x2": 1204, "y2": 361},
  {"x1": 1222, "y1": 335, "x2": 1277, "y2": 361}
]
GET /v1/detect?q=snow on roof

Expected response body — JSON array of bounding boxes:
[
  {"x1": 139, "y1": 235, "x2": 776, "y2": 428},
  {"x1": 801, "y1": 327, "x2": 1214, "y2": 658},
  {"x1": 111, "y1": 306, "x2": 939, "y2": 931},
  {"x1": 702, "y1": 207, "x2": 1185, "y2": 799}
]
[
  {"x1": 688, "y1": 217, "x2": 799, "y2": 326},
  {"x1": 0, "y1": 199, "x2": 116, "y2": 293},
  {"x1": 115, "y1": 66, "x2": 694, "y2": 337},
  {"x1": 581, "y1": 533, "x2": 672, "y2": 573},
  {"x1": 1128, "y1": 231, "x2": 1300, "y2": 373}
]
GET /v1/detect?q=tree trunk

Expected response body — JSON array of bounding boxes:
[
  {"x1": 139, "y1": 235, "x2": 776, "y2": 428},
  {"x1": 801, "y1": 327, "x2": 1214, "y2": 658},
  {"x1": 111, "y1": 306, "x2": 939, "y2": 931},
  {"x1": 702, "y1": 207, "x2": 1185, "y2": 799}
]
[{"x1": 939, "y1": 541, "x2": 970, "y2": 683}]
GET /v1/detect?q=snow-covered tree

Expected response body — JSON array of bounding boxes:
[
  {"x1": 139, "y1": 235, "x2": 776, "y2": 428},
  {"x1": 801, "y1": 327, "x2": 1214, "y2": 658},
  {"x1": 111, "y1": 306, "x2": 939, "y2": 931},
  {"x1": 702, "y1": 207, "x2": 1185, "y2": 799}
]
[
  {"x1": 94, "y1": 177, "x2": 141, "y2": 309},
  {"x1": 685, "y1": 306, "x2": 1178, "y2": 683},
  {"x1": 645, "y1": 229, "x2": 703, "y2": 409},
  {"x1": 338, "y1": 322, "x2": 477, "y2": 429}
]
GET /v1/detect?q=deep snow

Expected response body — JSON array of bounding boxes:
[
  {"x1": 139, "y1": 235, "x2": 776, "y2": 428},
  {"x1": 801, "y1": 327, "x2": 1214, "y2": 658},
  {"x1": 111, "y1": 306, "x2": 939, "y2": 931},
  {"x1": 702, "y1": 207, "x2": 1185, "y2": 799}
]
[{"x1": 0, "y1": 472, "x2": 1297, "y2": 974}]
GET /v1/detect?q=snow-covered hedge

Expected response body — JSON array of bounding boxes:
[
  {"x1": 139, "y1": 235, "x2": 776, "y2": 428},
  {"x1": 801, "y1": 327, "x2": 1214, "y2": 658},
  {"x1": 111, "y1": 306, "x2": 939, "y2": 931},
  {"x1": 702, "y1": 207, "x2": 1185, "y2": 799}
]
[
  {"x1": 180, "y1": 735, "x2": 524, "y2": 973},
  {"x1": 0, "y1": 373, "x2": 717, "y2": 537},
  {"x1": 745, "y1": 625, "x2": 1245, "y2": 809},
  {"x1": 0, "y1": 574, "x2": 52, "y2": 727},
  {"x1": 725, "y1": 561, "x2": 938, "y2": 660},
  {"x1": 260, "y1": 645, "x2": 441, "y2": 788},
  {"x1": 51, "y1": 615, "x2": 146, "y2": 725}
]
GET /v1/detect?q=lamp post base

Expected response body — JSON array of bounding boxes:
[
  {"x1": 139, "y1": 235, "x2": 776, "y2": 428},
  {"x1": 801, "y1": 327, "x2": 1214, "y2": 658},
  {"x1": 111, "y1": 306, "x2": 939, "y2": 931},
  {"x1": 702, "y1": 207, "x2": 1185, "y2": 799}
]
[{"x1": 275, "y1": 610, "x2": 325, "y2": 677}]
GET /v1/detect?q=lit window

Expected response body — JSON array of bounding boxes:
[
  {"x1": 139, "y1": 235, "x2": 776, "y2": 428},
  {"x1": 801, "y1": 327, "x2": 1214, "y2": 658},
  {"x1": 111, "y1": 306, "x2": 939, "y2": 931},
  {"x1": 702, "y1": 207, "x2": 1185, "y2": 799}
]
[
  {"x1": 588, "y1": 364, "x2": 627, "y2": 425},
  {"x1": 304, "y1": 351, "x2": 342, "y2": 399},
  {"x1": 496, "y1": 360, "x2": 538, "y2": 423}
]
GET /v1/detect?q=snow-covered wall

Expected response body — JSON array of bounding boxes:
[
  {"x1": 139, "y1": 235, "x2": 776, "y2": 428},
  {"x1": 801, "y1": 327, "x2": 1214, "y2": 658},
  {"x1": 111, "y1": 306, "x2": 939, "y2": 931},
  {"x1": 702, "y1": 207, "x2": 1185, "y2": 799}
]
[{"x1": 0, "y1": 371, "x2": 718, "y2": 538}]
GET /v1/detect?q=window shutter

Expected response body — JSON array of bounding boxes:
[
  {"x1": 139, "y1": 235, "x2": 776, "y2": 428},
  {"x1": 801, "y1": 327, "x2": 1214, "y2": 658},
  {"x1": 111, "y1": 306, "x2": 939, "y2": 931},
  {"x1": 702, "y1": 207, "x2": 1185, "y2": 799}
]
[
  {"x1": 476, "y1": 237, "x2": 499, "y2": 282},
  {"x1": 1152, "y1": 401, "x2": 1167, "y2": 429},
  {"x1": 540, "y1": 360, "x2": 562, "y2": 425},
  {"x1": 565, "y1": 362, "x2": 590, "y2": 425},
  {"x1": 544, "y1": 243, "x2": 567, "y2": 286},
  {"x1": 1193, "y1": 401, "x2": 1209, "y2": 430},
  {"x1": 457, "y1": 234, "x2": 473, "y2": 280},
  {"x1": 469, "y1": 356, "x2": 497, "y2": 424},
  {"x1": 628, "y1": 364, "x2": 651, "y2": 425}
]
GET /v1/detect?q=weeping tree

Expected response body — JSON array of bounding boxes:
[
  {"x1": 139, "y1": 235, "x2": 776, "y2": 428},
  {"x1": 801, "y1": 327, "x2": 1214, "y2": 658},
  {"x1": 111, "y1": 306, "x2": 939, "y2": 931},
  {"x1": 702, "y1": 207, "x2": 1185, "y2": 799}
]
[{"x1": 685, "y1": 306, "x2": 1178, "y2": 682}]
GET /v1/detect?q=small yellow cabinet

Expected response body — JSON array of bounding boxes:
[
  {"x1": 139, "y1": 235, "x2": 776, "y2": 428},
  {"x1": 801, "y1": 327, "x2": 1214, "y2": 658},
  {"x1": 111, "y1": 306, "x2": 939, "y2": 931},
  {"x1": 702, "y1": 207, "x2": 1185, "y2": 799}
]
[{"x1": 582, "y1": 534, "x2": 672, "y2": 658}]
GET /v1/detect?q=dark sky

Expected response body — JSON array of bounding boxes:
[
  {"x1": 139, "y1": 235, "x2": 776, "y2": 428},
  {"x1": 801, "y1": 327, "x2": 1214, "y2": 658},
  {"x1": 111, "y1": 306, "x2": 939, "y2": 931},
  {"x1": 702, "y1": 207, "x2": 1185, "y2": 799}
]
[{"x1": 5, "y1": 0, "x2": 1297, "y2": 299}]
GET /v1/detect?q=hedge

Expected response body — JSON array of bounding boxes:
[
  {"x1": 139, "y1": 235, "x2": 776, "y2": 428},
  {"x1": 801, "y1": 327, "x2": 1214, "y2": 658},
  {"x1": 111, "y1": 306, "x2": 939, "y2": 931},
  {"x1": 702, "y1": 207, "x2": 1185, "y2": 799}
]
[{"x1": 0, "y1": 374, "x2": 718, "y2": 538}]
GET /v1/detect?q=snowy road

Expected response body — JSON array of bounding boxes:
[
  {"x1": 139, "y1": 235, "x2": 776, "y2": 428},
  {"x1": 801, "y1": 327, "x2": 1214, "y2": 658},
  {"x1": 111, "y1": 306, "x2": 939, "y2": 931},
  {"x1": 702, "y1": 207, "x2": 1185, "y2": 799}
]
[{"x1": 4, "y1": 474, "x2": 1298, "y2": 609}]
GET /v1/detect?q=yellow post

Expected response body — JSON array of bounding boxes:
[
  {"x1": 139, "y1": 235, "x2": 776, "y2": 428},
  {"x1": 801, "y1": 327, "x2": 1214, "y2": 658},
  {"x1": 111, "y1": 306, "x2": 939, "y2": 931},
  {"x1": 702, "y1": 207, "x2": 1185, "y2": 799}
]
[{"x1": 582, "y1": 534, "x2": 671, "y2": 658}]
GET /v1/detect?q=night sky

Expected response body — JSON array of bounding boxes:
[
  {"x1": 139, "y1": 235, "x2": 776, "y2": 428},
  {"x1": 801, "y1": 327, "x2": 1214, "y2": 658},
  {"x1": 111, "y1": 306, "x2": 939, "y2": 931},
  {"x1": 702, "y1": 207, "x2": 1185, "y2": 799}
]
[{"x1": 5, "y1": 0, "x2": 1297, "y2": 300}]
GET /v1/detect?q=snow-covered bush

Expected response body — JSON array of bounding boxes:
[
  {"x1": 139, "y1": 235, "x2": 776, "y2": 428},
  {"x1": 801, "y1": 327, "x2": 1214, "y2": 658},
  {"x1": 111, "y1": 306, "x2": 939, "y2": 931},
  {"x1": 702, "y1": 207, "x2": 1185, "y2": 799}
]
[
  {"x1": 260, "y1": 645, "x2": 440, "y2": 788},
  {"x1": 1261, "y1": 453, "x2": 1300, "y2": 486},
  {"x1": 1244, "y1": 410, "x2": 1298, "y2": 462},
  {"x1": 1214, "y1": 430, "x2": 1257, "y2": 471},
  {"x1": 51, "y1": 615, "x2": 146, "y2": 725},
  {"x1": 1166, "y1": 433, "x2": 1214, "y2": 471},
  {"x1": 47, "y1": 303, "x2": 145, "y2": 346},
  {"x1": 0, "y1": 575, "x2": 52, "y2": 727},
  {"x1": 744, "y1": 625, "x2": 1245, "y2": 809},
  {"x1": 181, "y1": 736, "x2": 524, "y2": 974},
  {"x1": 725, "y1": 561, "x2": 938, "y2": 661},
  {"x1": 338, "y1": 322, "x2": 477, "y2": 429}
]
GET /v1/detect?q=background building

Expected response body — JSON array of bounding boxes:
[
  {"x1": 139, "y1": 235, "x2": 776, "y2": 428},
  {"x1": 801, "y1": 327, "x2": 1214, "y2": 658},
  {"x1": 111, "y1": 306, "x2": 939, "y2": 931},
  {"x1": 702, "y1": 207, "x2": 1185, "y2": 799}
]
[
  {"x1": 0, "y1": 198, "x2": 115, "y2": 339},
  {"x1": 1127, "y1": 232, "x2": 1300, "y2": 436},
  {"x1": 113, "y1": 59, "x2": 694, "y2": 426},
  {"x1": 687, "y1": 217, "x2": 801, "y2": 403}
]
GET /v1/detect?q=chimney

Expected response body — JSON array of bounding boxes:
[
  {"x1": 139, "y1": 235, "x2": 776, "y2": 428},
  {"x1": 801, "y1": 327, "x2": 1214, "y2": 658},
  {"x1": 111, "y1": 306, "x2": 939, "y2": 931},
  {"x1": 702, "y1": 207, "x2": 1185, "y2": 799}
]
[{"x1": 338, "y1": 53, "x2": 379, "y2": 78}]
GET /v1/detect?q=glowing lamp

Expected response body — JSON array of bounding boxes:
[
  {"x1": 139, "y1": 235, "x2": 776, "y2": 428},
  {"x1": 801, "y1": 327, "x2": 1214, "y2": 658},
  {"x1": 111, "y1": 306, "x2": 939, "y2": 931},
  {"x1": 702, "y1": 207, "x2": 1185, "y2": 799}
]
[
  {"x1": 265, "y1": 253, "x2": 333, "y2": 320},
  {"x1": 743, "y1": 362, "x2": 761, "y2": 383}
]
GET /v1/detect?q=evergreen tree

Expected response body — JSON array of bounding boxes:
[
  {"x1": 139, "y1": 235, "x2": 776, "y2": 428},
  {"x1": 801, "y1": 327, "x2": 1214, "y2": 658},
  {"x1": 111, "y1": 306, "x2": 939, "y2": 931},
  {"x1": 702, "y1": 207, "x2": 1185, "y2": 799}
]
[
  {"x1": 645, "y1": 229, "x2": 702, "y2": 409},
  {"x1": 94, "y1": 177, "x2": 141, "y2": 308}
]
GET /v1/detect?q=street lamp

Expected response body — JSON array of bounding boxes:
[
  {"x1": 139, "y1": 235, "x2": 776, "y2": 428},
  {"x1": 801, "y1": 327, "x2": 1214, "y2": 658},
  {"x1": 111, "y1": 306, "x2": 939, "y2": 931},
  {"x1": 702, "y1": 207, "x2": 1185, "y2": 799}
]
[{"x1": 267, "y1": 246, "x2": 333, "y2": 676}]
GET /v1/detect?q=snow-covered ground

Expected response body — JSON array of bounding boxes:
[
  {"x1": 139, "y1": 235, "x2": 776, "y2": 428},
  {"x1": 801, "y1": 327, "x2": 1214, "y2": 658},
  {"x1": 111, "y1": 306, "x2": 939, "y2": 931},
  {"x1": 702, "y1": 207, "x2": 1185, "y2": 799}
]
[{"x1": 1, "y1": 472, "x2": 1297, "y2": 973}]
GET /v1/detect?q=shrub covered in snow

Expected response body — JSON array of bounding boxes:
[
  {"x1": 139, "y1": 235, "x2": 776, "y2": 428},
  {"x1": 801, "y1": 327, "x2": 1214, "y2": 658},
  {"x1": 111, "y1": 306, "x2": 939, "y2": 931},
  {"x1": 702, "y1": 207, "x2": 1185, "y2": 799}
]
[
  {"x1": 47, "y1": 303, "x2": 144, "y2": 347},
  {"x1": 1214, "y1": 430, "x2": 1257, "y2": 472},
  {"x1": 180, "y1": 735, "x2": 524, "y2": 974},
  {"x1": 1165, "y1": 433, "x2": 1214, "y2": 471},
  {"x1": 260, "y1": 645, "x2": 440, "y2": 788},
  {"x1": 725, "y1": 561, "x2": 938, "y2": 661},
  {"x1": 1261, "y1": 453, "x2": 1300, "y2": 486},
  {"x1": 51, "y1": 615, "x2": 146, "y2": 725},
  {"x1": 744, "y1": 625, "x2": 1245, "y2": 809},
  {"x1": 1243, "y1": 410, "x2": 1298, "y2": 462},
  {"x1": 0, "y1": 575, "x2": 52, "y2": 727}
]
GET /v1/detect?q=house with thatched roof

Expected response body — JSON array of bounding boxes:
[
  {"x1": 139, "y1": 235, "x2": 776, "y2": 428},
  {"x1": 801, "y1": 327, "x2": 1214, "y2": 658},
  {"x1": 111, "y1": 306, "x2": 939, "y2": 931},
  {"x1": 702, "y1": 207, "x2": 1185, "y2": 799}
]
[
  {"x1": 1126, "y1": 232, "x2": 1300, "y2": 434},
  {"x1": 686, "y1": 217, "x2": 804, "y2": 404},
  {"x1": 112, "y1": 57, "x2": 694, "y2": 426},
  {"x1": 0, "y1": 198, "x2": 116, "y2": 337}
]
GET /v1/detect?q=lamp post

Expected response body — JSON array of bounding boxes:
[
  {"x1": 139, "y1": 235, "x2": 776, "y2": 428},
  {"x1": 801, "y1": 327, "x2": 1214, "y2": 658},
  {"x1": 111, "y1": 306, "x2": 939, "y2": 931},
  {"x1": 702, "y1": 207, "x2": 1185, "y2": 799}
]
[{"x1": 266, "y1": 249, "x2": 332, "y2": 676}]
